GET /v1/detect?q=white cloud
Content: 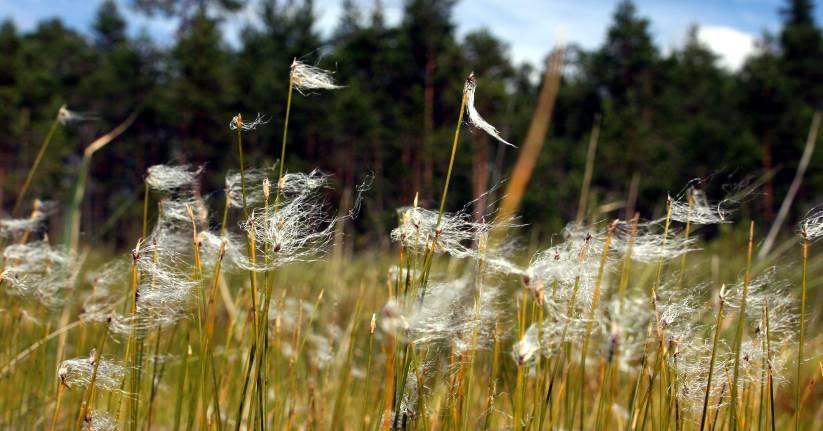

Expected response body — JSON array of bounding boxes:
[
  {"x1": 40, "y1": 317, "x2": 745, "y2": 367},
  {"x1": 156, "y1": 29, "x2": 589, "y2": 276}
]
[{"x1": 697, "y1": 25, "x2": 756, "y2": 71}]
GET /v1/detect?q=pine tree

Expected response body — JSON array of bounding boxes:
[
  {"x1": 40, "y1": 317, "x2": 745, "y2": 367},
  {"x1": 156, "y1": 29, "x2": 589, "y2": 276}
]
[
  {"x1": 0, "y1": 21, "x2": 22, "y2": 205},
  {"x1": 662, "y1": 27, "x2": 746, "y2": 180},
  {"x1": 395, "y1": 0, "x2": 462, "y2": 199},
  {"x1": 740, "y1": 34, "x2": 792, "y2": 221},
  {"x1": 171, "y1": 7, "x2": 235, "y2": 179},
  {"x1": 462, "y1": 30, "x2": 514, "y2": 221},
  {"x1": 131, "y1": 0, "x2": 245, "y2": 20},
  {"x1": 591, "y1": 0, "x2": 664, "y2": 211},
  {"x1": 234, "y1": 0, "x2": 323, "y2": 168},
  {"x1": 780, "y1": 0, "x2": 823, "y2": 107}
]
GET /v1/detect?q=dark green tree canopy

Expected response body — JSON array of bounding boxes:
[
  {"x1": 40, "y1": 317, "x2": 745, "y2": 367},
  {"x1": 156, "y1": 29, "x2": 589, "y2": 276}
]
[{"x1": 2, "y1": 0, "x2": 822, "y2": 244}]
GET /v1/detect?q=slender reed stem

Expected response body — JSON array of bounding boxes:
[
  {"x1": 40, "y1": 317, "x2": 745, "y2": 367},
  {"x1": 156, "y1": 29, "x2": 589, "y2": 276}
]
[
  {"x1": 362, "y1": 314, "x2": 376, "y2": 431},
  {"x1": 700, "y1": 285, "x2": 726, "y2": 431},
  {"x1": 416, "y1": 73, "x2": 471, "y2": 303},
  {"x1": 275, "y1": 62, "x2": 296, "y2": 208},
  {"x1": 12, "y1": 107, "x2": 61, "y2": 216},
  {"x1": 618, "y1": 214, "x2": 639, "y2": 312},
  {"x1": 576, "y1": 220, "x2": 617, "y2": 430},
  {"x1": 50, "y1": 382, "x2": 65, "y2": 431},
  {"x1": 679, "y1": 189, "x2": 694, "y2": 288},
  {"x1": 795, "y1": 229, "x2": 808, "y2": 430},
  {"x1": 765, "y1": 304, "x2": 775, "y2": 431},
  {"x1": 436, "y1": 75, "x2": 470, "y2": 227},
  {"x1": 730, "y1": 221, "x2": 755, "y2": 430},
  {"x1": 75, "y1": 318, "x2": 111, "y2": 431}
]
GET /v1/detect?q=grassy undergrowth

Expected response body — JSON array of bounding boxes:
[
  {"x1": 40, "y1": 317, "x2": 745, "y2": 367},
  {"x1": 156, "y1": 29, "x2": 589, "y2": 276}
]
[{"x1": 0, "y1": 67, "x2": 821, "y2": 431}]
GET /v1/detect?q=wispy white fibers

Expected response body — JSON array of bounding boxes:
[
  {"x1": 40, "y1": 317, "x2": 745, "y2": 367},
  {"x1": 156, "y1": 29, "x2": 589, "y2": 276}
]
[
  {"x1": 668, "y1": 179, "x2": 757, "y2": 225},
  {"x1": 81, "y1": 241, "x2": 198, "y2": 335},
  {"x1": 513, "y1": 303, "x2": 587, "y2": 366},
  {"x1": 82, "y1": 410, "x2": 117, "y2": 431},
  {"x1": 145, "y1": 164, "x2": 203, "y2": 193},
  {"x1": 132, "y1": 243, "x2": 199, "y2": 329},
  {"x1": 613, "y1": 219, "x2": 696, "y2": 263},
  {"x1": 391, "y1": 205, "x2": 520, "y2": 275},
  {"x1": 514, "y1": 222, "x2": 624, "y2": 370},
  {"x1": 1, "y1": 240, "x2": 83, "y2": 307},
  {"x1": 145, "y1": 164, "x2": 210, "y2": 257},
  {"x1": 277, "y1": 170, "x2": 333, "y2": 195},
  {"x1": 724, "y1": 267, "x2": 797, "y2": 386},
  {"x1": 395, "y1": 366, "x2": 426, "y2": 423},
  {"x1": 464, "y1": 73, "x2": 514, "y2": 147},
  {"x1": 382, "y1": 275, "x2": 501, "y2": 354},
  {"x1": 219, "y1": 169, "x2": 360, "y2": 273},
  {"x1": 601, "y1": 295, "x2": 652, "y2": 372},
  {"x1": 392, "y1": 206, "x2": 476, "y2": 257},
  {"x1": 57, "y1": 105, "x2": 97, "y2": 125},
  {"x1": 669, "y1": 192, "x2": 731, "y2": 225},
  {"x1": 225, "y1": 166, "x2": 277, "y2": 208},
  {"x1": 58, "y1": 350, "x2": 127, "y2": 392},
  {"x1": 196, "y1": 230, "x2": 249, "y2": 274},
  {"x1": 155, "y1": 197, "x2": 209, "y2": 234},
  {"x1": 673, "y1": 337, "x2": 731, "y2": 411},
  {"x1": 388, "y1": 265, "x2": 422, "y2": 286},
  {"x1": 656, "y1": 284, "x2": 704, "y2": 341},
  {"x1": 0, "y1": 199, "x2": 53, "y2": 240},
  {"x1": 652, "y1": 285, "x2": 722, "y2": 410},
  {"x1": 524, "y1": 223, "x2": 616, "y2": 309},
  {"x1": 291, "y1": 59, "x2": 342, "y2": 94},
  {"x1": 800, "y1": 206, "x2": 823, "y2": 241},
  {"x1": 652, "y1": 270, "x2": 797, "y2": 412},
  {"x1": 515, "y1": 223, "x2": 624, "y2": 368},
  {"x1": 241, "y1": 171, "x2": 337, "y2": 269},
  {"x1": 229, "y1": 113, "x2": 268, "y2": 131}
]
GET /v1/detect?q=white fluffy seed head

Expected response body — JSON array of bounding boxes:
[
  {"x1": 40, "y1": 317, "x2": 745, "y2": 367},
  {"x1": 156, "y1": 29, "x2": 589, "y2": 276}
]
[
  {"x1": 613, "y1": 219, "x2": 696, "y2": 263},
  {"x1": 225, "y1": 167, "x2": 327, "y2": 209},
  {"x1": 800, "y1": 206, "x2": 823, "y2": 241},
  {"x1": 291, "y1": 59, "x2": 342, "y2": 94},
  {"x1": 57, "y1": 105, "x2": 96, "y2": 125},
  {"x1": 524, "y1": 223, "x2": 617, "y2": 311},
  {"x1": 82, "y1": 410, "x2": 117, "y2": 431},
  {"x1": 601, "y1": 295, "x2": 652, "y2": 372},
  {"x1": 81, "y1": 241, "x2": 198, "y2": 334},
  {"x1": 382, "y1": 275, "x2": 501, "y2": 354},
  {"x1": 390, "y1": 205, "x2": 521, "y2": 275},
  {"x1": 668, "y1": 180, "x2": 755, "y2": 226},
  {"x1": 239, "y1": 171, "x2": 337, "y2": 270},
  {"x1": 58, "y1": 351, "x2": 127, "y2": 393},
  {"x1": 218, "y1": 173, "x2": 350, "y2": 274},
  {"x1": 669, "y1": 192, "x2": 730, "y2": 225},
  {"x1": 229, "y1": 113, "x2": 268, "y2": 131},
  {"x1": 513, "y1": 298, "x2": 589, "y2": 367},
  {"x1": 146, "y1": 164, "x2": 203, "y2": 193},
  {"x1": 0, "y1": 199, "x2": 54, "y2": 240},
  {"x1": 155, "y1": 196, "x2": 209, "y2": 234},
  {"x1": 1, "y1": 241, "x2": 83, "y2": 307},
  {"x1": 464, "y1": 73, "x2": 514, "y2": 147}
]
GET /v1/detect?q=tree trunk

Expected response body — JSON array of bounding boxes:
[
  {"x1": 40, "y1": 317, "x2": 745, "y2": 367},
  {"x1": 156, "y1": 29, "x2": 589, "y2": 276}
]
[{"x1": 760, "y1": 131, "x2": 774, "y2": 223}]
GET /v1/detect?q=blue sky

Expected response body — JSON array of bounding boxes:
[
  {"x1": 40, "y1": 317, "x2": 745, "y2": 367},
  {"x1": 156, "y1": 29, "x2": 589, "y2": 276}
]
[{"x1": 1, "y1": 0, "x2": 821, "y2": 70}]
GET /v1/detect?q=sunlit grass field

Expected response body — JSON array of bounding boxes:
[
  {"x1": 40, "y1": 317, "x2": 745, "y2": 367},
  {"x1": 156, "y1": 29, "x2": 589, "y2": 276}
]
[{"x1": 0, "y1": 63, "x2": 821, "y2": 431}]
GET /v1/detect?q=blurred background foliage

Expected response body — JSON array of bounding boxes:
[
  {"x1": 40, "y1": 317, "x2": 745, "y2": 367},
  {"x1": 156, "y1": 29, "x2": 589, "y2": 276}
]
[{"x1": 1, "y1": 0, "x2": 822, "y2": 249}]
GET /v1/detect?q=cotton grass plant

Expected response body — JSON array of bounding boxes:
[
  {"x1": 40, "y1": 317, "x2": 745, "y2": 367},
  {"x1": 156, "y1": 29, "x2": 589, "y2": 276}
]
[{"x1": 0, "y1": 62, "x2": 820, "y2": 431}]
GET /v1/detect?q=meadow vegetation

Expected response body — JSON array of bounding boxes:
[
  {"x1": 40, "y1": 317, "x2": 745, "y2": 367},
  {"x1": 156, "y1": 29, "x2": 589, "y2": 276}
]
[
  {"x1": 2, "y1": 1, "x2": 823, "y2": 430},
  {"x1": 0, "y1": 57, "x2": 821, "y2": 431}
]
